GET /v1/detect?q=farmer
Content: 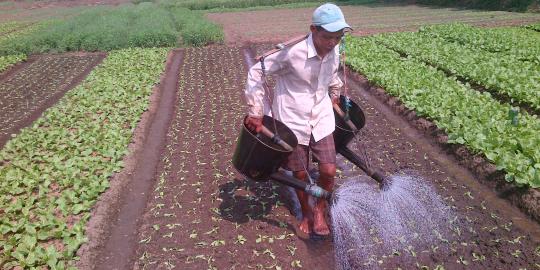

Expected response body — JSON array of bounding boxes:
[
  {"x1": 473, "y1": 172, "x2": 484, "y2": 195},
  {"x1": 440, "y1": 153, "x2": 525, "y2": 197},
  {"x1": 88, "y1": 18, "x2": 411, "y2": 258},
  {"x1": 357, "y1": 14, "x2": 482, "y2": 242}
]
[{"x1": 244, "y1": 3, "x2": 351, "y2": 236}]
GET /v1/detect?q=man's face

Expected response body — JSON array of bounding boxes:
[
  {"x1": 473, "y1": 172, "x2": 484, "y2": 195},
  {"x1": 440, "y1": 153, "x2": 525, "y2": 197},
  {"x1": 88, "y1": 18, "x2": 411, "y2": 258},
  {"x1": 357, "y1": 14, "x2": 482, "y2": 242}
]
[{"x1": 311, "y1": 26, "x2": 344, "y2": 57}]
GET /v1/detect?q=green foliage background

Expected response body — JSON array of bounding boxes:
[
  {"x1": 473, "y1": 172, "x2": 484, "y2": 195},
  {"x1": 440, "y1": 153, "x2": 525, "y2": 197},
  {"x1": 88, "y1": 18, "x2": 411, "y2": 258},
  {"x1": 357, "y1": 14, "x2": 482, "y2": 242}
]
[
  {"x1": 415, "y1": 0, "x2": 538, "y2": 12},
  {"x1": 0, "y1": 2, "x2": 223, "y2": 55}
]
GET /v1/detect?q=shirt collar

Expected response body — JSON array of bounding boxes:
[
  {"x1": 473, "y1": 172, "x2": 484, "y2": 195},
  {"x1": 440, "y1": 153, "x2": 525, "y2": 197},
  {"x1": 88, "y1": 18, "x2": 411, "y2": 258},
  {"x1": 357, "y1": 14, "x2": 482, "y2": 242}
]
[
  {"x1": 306, "y1": 33, "x2": 337, "y2": 61},
  {"x1": 306, "y1": 33, "x2": 318, "y2": 59}
]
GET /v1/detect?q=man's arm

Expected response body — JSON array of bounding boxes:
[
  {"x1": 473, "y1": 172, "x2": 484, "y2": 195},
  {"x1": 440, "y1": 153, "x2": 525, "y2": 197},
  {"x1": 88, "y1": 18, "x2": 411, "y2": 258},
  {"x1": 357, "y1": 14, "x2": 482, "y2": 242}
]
[
  {"x1": 329, "y1": 69, "x2": 343, "y2": 104},
  {"x1": 244, "y1": 51, "x2": 287, "y2": 131}
]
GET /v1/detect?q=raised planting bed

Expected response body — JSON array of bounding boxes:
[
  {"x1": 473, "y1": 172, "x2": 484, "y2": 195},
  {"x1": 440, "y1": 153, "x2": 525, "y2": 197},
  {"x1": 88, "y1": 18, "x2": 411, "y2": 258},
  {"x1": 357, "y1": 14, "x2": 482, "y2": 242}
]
[
  {"x1": 0, "y1": 47, "x2": 168, "y2": 269},
  {"x1": 371, "y1": 30, "x2": 540, "y2": 111},
  {"x1": 0, "y1": 52, "x2": 105, "y2": 148},
  {"x1": 419, "y1": 23, "x2": 540, "y2": 64},
  {"x1": 345, "y1": 36, "x2": 540, "y2": 189}
]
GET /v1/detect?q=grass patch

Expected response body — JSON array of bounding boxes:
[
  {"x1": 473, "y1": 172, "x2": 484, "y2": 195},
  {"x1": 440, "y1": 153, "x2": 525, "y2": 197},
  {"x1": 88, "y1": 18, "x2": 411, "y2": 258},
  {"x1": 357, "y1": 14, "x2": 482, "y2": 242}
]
[{"x1": 0, "y1": 2, "x2": 223, "y2": 55}]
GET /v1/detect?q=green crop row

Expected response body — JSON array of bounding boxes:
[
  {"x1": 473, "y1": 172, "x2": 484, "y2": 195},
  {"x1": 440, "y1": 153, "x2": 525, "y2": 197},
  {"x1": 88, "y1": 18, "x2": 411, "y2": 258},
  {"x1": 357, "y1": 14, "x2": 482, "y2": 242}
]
[
  {"x1": 0, "y1": 21, "x2": 39, "y2": 71},
  {"x1": 419, "y1": 23, "x2": 540, "y2": 64},
  {"x1": 0, "y1": 21, "x2": 49, "y2": 69},
  {"x1": 0, "y1": 54, "x2": 26, "y2": 72},
  {"x1": 0, "y1": 47, "x2": 169, "y2": 268},
  {"x1": 372, "y1": 31, "x2": 540, "y2": 111},
  {"x1": 524, "y1": 22, "x2": 540, "y2": 31},
  {"x1": 345, "y1": 36, "x2": 540, "y2": 188},
  {"x1": 0, "y1": 21, "x2": 50, "y2": 46},
  {"x1": 0, "y1": 22, "x2": 32, "y2": 36},
  {"x1": 0, "y1": 2, "x2": 222, "y2": 55}
]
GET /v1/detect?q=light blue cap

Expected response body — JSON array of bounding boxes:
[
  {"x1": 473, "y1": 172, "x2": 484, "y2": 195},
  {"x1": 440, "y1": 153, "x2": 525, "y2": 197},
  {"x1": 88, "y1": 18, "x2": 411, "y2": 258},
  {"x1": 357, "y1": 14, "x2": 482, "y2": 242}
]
[{"x1": 312, "y1": 3, "x2": 351, "y2": 32}]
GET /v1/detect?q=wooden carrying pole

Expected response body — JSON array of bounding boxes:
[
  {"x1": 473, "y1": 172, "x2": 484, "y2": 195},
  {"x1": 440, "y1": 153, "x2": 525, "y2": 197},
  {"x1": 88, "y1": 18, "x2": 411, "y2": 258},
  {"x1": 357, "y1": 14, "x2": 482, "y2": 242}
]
[{"x1": 260, "y1": 126, "x2": 294, "y2": 152}]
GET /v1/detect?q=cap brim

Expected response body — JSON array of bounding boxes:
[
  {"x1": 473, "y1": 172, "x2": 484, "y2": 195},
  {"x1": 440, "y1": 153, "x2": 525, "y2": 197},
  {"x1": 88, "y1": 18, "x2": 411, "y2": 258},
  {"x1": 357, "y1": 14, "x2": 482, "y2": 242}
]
[{"x1": 321, "y1": 20, "x2": 352, "y2": 32}]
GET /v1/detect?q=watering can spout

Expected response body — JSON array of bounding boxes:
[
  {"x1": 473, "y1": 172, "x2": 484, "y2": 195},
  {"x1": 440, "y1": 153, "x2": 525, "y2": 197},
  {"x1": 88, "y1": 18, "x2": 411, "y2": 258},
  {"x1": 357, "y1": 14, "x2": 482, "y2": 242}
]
[
  {"x1": 269, "y1": 172, "x2": 332, "y2": 200},
  {"x1": 333, "y1": 95, "x2": 393, "y2": 191}
]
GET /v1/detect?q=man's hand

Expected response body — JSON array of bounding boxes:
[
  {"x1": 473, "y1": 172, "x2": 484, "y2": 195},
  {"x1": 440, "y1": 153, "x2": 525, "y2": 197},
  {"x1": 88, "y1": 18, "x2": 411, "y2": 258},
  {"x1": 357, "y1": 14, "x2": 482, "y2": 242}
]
[
  {"x1": 331, "y1": 96, "x2": 340, "y2": 105},
  {"x1": 245, "y1": 116, "x2": 263, "y2": 133}
]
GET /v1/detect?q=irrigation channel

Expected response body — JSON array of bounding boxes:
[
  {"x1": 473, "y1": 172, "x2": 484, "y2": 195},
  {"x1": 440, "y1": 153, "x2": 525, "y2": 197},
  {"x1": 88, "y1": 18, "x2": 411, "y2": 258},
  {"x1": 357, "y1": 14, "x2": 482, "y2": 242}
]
[{"x1": 89, "y1": 45, "x2": 540, "y2": 269}]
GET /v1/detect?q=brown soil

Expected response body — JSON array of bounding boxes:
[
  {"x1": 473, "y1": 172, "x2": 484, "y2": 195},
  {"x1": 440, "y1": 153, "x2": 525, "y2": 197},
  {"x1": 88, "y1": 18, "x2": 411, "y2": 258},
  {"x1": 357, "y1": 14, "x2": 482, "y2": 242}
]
[
  {"x1": 0, "y1": 52, "x2": 105, "y2": 149},
  {"x1": 207, "y1": 4, "x2": 540, "y2": 44},
  {"x1": 84, "y1": 44, "x2": 540, "y2": 269}
]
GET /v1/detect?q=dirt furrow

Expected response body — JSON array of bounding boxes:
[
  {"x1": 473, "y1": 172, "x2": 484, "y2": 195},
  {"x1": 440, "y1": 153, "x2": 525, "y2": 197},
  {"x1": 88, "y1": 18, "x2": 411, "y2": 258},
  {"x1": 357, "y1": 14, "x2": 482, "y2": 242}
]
[
  {"x1": 81, "y1": 49, "x2": 184, "y2": 270},
  {"x1": 132, "y1": 45, "x2": 335, "y2": 270}
]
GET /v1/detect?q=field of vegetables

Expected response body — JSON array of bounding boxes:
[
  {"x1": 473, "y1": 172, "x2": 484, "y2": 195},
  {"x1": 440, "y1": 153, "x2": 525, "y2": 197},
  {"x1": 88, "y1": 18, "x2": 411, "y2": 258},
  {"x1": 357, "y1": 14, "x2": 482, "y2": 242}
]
[
  {"x1": 0, "y1": 48, "x2": 168, "y2": 268},
  {"x1": 0, "y1": 0, "x2": 539, "y2": 269},
  {"x1": 100, "y1": 44, "x2": 539, "y2": 269},
  {"x1": 345, "y1": 24, "x2": 540, "y2": 189},
  {"x1": 0, "y1": 53, "x2": 104, "y2": 148}
]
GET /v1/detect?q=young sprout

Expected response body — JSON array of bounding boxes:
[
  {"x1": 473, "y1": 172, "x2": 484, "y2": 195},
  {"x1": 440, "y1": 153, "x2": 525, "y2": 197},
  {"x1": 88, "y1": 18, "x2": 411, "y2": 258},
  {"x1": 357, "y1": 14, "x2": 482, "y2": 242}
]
[
  {"x1": 286, "y1": 245, "x2": 297, "y2": 256},
  {"x1": 511, "y1": 249, "x2": 522, "y2": 258},
  {"x1": 472, "y1": 252, "x2": 486, "y2": 261},
  {"x1": 457, "y1": 256, "x2": 469, "y2": 265},
  {"x1": 235, "y1": 234, "x2": 247, "y2": 245},
  {"x1": 290, "y1": 260, "x2": 302, "y2": 268}
]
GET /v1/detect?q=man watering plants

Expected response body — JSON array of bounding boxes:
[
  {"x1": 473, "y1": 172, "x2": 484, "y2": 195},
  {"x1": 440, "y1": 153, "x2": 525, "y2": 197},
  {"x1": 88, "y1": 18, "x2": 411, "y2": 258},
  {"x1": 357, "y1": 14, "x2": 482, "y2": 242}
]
[{"x1": 244, "y1": 3, "x2": 351, "y2": 236}]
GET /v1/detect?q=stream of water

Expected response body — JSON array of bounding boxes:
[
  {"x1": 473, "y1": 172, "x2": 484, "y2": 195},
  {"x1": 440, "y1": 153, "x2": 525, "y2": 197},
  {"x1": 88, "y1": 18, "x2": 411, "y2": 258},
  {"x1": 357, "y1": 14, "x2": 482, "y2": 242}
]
[{"x1": 330, "y1": 171, "x2": 454, "y2": 269}]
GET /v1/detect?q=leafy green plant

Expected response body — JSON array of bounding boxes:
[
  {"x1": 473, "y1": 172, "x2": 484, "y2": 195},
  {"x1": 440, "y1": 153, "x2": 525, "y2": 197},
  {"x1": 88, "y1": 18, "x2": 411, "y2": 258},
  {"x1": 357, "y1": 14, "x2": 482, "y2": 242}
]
[
  {"x1": 524, "y1": 22, "x2": 540, "y2": 31},
  {"x1": 0, "y1": 54, "x2": 26, "y2": 72},
  {"x1": 419, "y1": 23, "x2": 540, "y2": 64},
  {"x1": 372, "y1": 30, "x2": 540, "y2": 110}
]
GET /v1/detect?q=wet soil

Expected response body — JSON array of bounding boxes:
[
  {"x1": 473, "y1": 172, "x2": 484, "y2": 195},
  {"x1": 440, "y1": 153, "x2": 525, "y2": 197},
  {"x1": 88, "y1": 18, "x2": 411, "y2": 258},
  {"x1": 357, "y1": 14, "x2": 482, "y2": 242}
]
[
  {"x1": 88, "y1": 43, "x2": 540, "y2": 269},
  {"x1": 0, "y1": 52, "x2": 105, "y2": 149}
]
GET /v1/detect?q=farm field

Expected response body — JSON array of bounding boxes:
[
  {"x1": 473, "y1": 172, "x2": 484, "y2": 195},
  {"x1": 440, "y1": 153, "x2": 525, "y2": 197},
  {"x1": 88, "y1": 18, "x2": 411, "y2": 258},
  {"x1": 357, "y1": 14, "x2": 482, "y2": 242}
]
[
  {"x1": 207, "y1": 4, "x2": 540, "y2": 44},
  {"x1": 0, "y1": 1, "x2": 539, "y2": 269},
  {"x1": 0, "y1": 52, "x2": 104, "y2": 148},
  {"x1": 87, "y1": 44, "x2": 540, "y2": 269},
  {"x1": 0, "y1": 0, "x2": 129, "y2": 23}
]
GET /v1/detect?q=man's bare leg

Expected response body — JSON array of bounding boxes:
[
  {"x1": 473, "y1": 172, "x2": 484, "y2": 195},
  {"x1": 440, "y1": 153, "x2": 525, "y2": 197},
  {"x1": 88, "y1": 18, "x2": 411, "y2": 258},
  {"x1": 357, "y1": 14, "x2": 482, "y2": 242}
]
[
  {"x1": 313, "y1": 163, "x2": 335, "y2": 235},
  {"x1": 293, "y1": 170, "x2": 313, "y2": 235}
]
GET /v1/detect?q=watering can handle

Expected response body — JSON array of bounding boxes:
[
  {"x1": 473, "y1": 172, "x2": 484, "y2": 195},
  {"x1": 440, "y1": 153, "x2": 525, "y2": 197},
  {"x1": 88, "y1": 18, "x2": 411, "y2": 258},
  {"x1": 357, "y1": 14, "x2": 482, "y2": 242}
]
[
  {"x1": 333, "y1": 103, "x2": 357, "y2": 131},
  {"x1": 260, "y1": 126, "x2": 294, "y2": 152}
]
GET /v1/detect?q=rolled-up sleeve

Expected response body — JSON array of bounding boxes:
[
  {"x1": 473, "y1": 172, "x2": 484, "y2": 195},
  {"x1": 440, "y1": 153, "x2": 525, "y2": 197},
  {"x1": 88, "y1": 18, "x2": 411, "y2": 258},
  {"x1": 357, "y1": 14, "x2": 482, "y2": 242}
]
[{"x1": 245, "y1": 52, "x2": 286, "y2": 117}]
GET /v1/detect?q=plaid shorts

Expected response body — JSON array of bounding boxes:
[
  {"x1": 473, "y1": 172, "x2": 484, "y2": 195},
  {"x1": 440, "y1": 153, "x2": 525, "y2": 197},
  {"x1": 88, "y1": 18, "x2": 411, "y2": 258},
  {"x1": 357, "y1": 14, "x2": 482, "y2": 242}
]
[{"x1": 283, "y1": 134, "x2": 336, "y2": 172}]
